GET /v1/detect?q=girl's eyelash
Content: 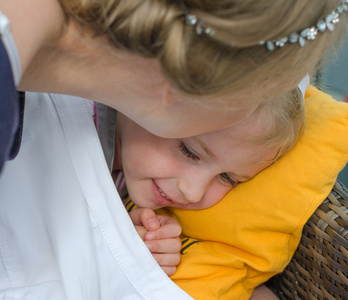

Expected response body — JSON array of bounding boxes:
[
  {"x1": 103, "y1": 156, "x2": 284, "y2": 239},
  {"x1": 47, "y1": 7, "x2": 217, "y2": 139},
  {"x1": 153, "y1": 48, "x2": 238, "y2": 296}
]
[
  {"x1": 179, "y1": 142, "x2": 237, "y2": 187},
  {"x1": 219, "y1": 173, "x2": 237, "y2": 187},
  {"x1": 179, "y1": 142, "x2": 200, "y2": 161}
]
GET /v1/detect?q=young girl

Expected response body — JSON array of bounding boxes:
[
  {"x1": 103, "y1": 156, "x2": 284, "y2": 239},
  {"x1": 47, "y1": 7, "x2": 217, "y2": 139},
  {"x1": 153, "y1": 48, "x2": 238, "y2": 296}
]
[
  {"x1": 124, "y1": 85, "x2": 348, "y2": 299},
  {"x1": 113, "y1": 87, "x2": 305, "y2": 277}
]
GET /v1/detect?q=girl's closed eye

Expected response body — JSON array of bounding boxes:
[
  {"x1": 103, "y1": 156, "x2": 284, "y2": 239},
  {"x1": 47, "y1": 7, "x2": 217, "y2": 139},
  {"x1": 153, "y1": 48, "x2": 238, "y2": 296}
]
[
  {"x1": 179, "y1": 142, "x2": 237, "y2": 187},
  {"x1": 219, "y1": 173, "x2": 238, "y2": 188},
  {"x1": 179, "y1": 142, "x2": 200, "y2": 162}
]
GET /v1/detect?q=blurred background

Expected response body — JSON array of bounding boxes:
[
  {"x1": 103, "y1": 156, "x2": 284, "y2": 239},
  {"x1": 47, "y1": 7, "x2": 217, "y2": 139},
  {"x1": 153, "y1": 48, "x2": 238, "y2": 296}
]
[{"x1": 316, "y1": 32, "x2": 348, "y2": 186}]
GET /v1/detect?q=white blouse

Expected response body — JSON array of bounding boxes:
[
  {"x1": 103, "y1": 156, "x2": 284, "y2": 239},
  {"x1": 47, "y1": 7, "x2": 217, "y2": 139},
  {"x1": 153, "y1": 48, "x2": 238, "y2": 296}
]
[{"x1": 0, "y1": 92, "x2": 193, "y2": 300}]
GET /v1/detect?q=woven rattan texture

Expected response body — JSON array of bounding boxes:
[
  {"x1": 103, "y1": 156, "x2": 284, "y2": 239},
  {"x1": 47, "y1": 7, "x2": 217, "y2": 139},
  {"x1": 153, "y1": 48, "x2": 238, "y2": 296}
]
[{"x1": 268, "y1": 181, "x2": 348, "y2": 300}]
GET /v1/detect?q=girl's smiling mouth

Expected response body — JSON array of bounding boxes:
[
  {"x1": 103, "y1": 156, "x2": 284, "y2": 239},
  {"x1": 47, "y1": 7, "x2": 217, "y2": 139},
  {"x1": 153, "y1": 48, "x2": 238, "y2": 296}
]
[{"x1": 152, "y1": 180, "x2": 174, "y2": 207}]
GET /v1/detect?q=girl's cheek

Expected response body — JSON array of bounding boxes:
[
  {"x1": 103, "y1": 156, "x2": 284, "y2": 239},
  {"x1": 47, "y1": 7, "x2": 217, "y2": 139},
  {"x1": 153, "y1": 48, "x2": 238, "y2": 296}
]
[{"x1": 206, "y1": 185, "x2": 232, "y2": 207}]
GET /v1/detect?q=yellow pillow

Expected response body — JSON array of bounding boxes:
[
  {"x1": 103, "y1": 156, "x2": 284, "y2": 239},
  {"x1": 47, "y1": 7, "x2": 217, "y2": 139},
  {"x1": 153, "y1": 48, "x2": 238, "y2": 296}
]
[{"x1": 157, "y1": 86, "x2": 348, "y2": 300}]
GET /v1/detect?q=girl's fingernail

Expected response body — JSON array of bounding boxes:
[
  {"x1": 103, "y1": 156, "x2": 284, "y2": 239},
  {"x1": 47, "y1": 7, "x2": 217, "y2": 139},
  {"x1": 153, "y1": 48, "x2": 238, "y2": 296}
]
[
  {"x1": 146, "y1": 232, "x2": 155, "y2": 240},
  {"x1": 147, "y1": 219, "x2": 158, "y2": 230},
  {"x1": 145, "y1": 242, "x2": 152, "y2": 251}
]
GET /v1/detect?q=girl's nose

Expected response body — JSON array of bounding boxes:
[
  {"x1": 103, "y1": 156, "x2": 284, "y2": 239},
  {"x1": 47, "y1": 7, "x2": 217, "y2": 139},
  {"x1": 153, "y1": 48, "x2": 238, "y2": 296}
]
[{"x1": 177, "y1": 176, "x2": 211, "y2": 203}]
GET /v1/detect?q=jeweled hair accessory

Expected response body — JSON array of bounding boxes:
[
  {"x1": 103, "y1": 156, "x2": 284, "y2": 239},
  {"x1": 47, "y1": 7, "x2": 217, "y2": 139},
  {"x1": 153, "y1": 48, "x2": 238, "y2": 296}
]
[
  {"x1": 185, "y1": 14, "x2": 215, "y2": 36},
  {"x1": 260, "y1": 0, "x2": 348, "y2": 51}
]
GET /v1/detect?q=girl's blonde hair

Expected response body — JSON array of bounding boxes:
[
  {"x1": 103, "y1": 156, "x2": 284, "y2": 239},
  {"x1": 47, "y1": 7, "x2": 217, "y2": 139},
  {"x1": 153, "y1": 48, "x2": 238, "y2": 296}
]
[
  {"x1": 249, "y1": 88, "x2": 305, "y2": 159},
  {"x1": 58, "y1": 0, "x2": 347, "y2": 99}
]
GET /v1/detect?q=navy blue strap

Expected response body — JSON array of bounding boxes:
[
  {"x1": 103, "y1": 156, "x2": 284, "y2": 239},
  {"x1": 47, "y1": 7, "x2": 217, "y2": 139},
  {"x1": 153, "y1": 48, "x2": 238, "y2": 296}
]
[
  {"x1": 9, "y1": 91, "x2": 24, "y2": 159},
  {"x1": 0, "y1": 38, "x2": 21, "y2": 173}
]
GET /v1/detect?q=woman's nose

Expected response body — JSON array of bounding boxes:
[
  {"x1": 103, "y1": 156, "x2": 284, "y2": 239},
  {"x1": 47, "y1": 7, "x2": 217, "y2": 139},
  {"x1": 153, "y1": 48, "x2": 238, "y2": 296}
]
[{"x1": 177, "y1": 176, "x2": 211, "y2": 203}]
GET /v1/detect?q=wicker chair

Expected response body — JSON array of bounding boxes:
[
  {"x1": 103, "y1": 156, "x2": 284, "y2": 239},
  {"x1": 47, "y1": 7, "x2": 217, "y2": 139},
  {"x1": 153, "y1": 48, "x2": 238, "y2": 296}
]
[{"x1": 267, "y1": 180, "x2": 348, "y2": 300}]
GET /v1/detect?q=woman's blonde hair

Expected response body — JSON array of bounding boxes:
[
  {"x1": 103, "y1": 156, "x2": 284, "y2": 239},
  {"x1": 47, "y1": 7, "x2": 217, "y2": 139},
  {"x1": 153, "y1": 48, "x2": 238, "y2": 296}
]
[{"x1": 58, "y1": 0, "x2": 347, "y2": 99}]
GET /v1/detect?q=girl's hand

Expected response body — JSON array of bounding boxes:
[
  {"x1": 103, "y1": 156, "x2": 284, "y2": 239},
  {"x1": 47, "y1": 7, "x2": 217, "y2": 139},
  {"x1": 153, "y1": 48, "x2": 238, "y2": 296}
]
[{"x1": 129, "y1": 208, "x2": 182, "y2": 276}]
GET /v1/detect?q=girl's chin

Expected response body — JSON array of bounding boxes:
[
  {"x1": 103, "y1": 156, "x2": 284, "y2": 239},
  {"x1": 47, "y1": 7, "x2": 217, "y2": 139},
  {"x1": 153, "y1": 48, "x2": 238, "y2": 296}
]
[
  {"x1": 131, "y1": 198, "x2": 164, "y2": 210},
  {"x1": 173, "y1": 203, "x2": 205, "y2": 210}
]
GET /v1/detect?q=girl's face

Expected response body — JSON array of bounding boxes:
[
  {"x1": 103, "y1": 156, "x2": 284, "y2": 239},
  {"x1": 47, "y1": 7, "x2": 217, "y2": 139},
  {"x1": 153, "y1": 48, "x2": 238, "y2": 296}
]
[{"x1": 119, "y1": 114, "x2": 279, "y2": 210}]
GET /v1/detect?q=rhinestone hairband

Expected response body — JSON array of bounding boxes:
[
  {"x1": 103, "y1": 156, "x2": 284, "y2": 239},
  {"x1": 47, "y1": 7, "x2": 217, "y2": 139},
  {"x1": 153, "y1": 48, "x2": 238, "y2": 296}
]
[
  {"x1": 185, "y1": 14, "x2": 215, "y2": 36},
  {"x1": 184, "y1": 0, "x2": 348, "y2": 50},
  {"x1": 260, "y1": 0, "x2": 348, "y2": 51}
]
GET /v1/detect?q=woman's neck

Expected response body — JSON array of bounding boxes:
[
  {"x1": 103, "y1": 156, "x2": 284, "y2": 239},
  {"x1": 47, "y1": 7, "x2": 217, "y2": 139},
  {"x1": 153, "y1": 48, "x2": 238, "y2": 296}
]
[
  {"x1": 5, "y1": 2, "x2": 164, "y2": 121},
  {"x1": 16, "y1": 15, "x2": 128, "y2": 109},
  {"x1": 0, "y1": 0, "x2": 66, "y2": 86}
]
